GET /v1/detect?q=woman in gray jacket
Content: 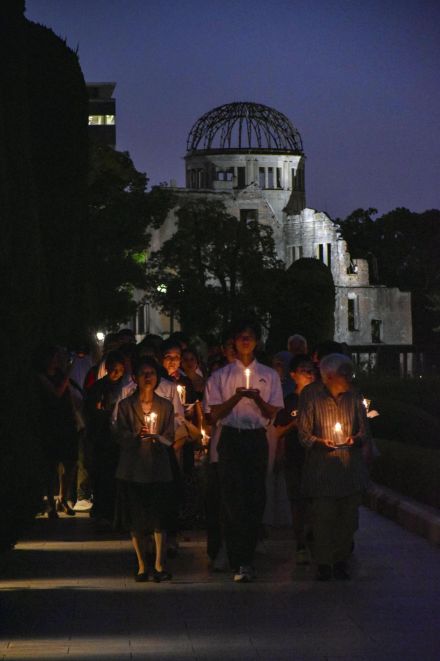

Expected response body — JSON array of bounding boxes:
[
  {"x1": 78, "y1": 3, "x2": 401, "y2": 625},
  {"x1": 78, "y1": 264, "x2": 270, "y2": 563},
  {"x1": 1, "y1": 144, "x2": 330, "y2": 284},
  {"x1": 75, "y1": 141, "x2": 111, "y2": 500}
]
[{"x1": 114, "y1": 356, "x2": 175, "y2": 582}]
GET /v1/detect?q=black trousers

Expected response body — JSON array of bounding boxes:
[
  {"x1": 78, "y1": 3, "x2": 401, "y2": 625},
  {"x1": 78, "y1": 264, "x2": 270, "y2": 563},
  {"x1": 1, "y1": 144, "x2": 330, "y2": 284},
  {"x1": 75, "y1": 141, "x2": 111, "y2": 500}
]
[
  {"x1": 218, "y1": 426, "x2": 268, "y2": 568},
  {"x1": 204, "y1": 462, "x2": 222, "y2": 561}
]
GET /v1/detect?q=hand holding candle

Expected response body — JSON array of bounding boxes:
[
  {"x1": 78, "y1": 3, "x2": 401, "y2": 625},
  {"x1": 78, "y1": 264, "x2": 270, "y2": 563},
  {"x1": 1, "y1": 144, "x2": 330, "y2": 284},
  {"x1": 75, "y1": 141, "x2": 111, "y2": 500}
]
[
  {"x1": 244, "y1": 368, "x2": 251, "y2": 390},
  {"x1": 177, "y1": 384, "x2": 186, "y2": 405},
  {"x1": 143, "y1": 411, "x2": 157, "y2": 436},
  {"x1": 149, "y1": 411, "x2": 157, "y2": 434},
  {"x1": 334, "y1": 421, "x2": 344, "y2": 446}
]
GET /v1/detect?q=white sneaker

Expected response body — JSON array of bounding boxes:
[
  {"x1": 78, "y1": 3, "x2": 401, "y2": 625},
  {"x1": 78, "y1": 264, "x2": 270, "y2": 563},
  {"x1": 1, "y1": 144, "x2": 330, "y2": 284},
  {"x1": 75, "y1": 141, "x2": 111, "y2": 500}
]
[
  {"x1": 233, "y1": 565, "x2": 253, "y2": 583},
  {"x1": 73, "y1": 499, "x2": 93, "y2": 512}
]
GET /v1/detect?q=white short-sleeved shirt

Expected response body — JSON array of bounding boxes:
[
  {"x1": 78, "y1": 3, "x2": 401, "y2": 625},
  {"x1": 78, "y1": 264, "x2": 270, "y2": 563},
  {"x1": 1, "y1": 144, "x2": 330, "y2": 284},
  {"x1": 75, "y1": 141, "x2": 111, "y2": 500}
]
[{"x1": 205, "y1": 359, "x2": 283, "y2": 430}]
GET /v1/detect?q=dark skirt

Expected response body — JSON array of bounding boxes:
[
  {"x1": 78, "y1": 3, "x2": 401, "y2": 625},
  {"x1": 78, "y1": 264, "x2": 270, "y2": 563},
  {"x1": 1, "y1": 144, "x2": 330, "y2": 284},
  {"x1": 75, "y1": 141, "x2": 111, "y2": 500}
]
[{"x1": 114, "y1": 479, "x2": 174, "y2": 533}]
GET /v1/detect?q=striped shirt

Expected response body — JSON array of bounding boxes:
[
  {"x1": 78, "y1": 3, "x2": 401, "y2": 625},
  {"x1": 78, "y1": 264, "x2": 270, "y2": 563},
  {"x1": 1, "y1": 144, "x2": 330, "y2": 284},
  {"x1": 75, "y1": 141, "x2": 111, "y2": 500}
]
[{"x1": 298, "y1": 382, "x2": 370, "y2": 498}]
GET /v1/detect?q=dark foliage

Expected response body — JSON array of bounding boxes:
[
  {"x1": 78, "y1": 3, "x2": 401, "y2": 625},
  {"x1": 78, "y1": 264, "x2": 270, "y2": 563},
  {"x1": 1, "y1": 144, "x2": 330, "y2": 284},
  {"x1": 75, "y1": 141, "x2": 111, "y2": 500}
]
[
  {"x1": 0, "y1": 7, "x2": 88, "y2": 549},
  {"x1": 83, "y1": 144, "x2": 174, "y2": 331},
  {"x1": 144, "y1": 198, "x2": 283, "y2": 339},
  {"x1": 266, "y1": 258, "x2": 335, "y2": 352},
  {"x1": 338, "y1": 207, "x2": 440, "y2": 348}
]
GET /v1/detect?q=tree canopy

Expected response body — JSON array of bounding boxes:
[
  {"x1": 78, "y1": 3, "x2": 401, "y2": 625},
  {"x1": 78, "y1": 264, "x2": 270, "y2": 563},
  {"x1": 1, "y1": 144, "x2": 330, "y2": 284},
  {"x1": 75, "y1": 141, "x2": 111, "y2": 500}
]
[
  {"x1": 143, "y1": 198, "x2": 283, "y2": 339},
  {"x1": 82, "y1": 144, "x2": 174, "y2": 333},
  {"x1": 266, "y1": 258, "x2": 335, "y2": 352},
  {"x1": 338, "y1": 207, "x2": 440, "y2": 346}
]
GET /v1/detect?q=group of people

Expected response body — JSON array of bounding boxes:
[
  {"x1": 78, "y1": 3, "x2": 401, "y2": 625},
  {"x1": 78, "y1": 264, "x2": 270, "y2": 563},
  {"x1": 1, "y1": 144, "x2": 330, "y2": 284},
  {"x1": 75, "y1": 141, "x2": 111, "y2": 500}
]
[{"x1": 35, "y1": 321, "x2": 373, "y2": 584}]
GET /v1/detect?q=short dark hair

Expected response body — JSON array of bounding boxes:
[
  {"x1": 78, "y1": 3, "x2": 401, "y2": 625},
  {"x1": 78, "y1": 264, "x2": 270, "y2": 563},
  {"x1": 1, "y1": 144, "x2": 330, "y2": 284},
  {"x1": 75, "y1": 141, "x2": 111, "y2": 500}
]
[
  {"x1": 133, "y1": 355, "x2": 161, "y2": 378},
  {"x1": 289, "y1": 354, "x2": 313, "y2": 373},
  {"x1": 231, "y1": 319, "x2": 262, "y2": 341},
  {"x1": 161, "y1": 338, "x2": 182, "y2": 356},
  {"x1": 105, "y1": 350, "x2": 125, "y2": 372},
  {"x1": 182, "y1": 346, "x2": 199, "y2": 361},
  {"x1": 168, "y1": 331, "x2": 190, "y2": 348},
  {"x1": 103, "y1": 332, "x2": 119, "y2": 350}
]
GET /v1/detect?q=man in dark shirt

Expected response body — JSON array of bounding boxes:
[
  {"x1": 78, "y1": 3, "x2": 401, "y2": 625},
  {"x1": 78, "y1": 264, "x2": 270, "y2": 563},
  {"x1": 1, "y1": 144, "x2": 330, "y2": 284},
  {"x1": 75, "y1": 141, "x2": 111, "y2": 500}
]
[{"x1": 274, "y1": 354, "x2": 316, "y2": 563}]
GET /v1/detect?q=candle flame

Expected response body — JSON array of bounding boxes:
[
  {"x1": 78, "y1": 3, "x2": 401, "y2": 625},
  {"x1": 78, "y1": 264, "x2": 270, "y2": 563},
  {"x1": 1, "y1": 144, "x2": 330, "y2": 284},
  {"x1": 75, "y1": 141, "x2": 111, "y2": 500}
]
[
  {"x1": 177, "y1": 385, "x2": 186, "y2": 404},
  {"x1": 334, "y1": 422, "x2": 342, "y2": 433}
]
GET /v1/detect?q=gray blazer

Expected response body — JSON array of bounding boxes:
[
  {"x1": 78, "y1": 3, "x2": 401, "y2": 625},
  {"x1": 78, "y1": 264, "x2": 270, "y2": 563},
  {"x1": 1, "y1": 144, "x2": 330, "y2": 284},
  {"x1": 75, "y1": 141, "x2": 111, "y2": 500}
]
[{"x1": 114, "y1": 392, "x2": 174, "y2": 484}]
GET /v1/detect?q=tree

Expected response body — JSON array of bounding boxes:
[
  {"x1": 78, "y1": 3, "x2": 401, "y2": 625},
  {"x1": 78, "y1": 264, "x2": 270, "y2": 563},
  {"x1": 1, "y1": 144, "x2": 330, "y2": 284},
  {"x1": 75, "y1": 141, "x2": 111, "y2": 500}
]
[
  {"x1": 266, "y1": 258, "x2": 335, "y2": 352},
  {"x1": 82, "y1": 144, "x2": 174, "y2": 332},
  {"x1": 144, "y1": 198, "x2": 283, "y2": 339}
]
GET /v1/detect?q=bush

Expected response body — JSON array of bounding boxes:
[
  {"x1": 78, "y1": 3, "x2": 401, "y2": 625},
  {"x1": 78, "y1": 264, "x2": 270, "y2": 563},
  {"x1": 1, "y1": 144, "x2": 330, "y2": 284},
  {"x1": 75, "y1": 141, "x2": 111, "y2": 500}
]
[{"x1": 371, "y1": 438, "x2": 440, "y2": 509}]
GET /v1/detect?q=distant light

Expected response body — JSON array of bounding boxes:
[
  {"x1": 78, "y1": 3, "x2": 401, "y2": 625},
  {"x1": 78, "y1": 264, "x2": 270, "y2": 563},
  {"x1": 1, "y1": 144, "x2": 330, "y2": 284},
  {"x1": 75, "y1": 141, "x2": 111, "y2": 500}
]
[
  {"x1": 96, "y1": 331, "x2": 105, "y2": 342},
  {"x1": 157, "y1": 283, "x2": 167, "y2": 293}
]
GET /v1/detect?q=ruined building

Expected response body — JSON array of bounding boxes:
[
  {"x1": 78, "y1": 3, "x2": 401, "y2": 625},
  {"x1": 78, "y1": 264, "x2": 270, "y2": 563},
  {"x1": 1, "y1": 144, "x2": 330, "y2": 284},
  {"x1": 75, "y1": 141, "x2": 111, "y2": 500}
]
[{"x1": 139, "y1": 102, "x2": 413, "y2": 366}]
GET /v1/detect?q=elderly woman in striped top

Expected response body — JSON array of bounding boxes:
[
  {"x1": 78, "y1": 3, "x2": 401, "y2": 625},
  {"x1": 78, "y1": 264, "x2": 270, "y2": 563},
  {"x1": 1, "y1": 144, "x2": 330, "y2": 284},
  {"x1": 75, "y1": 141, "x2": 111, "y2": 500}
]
[{"x1": 298, "y1": 353, "x2": 371, "y2": 582}]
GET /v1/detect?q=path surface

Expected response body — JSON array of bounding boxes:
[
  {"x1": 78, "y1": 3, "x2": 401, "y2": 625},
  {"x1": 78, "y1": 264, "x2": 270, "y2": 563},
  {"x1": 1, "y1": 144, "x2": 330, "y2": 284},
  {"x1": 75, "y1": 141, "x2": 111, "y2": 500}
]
[{"x1": 0, "y1": 508, "x2": 439, "y2": 660}]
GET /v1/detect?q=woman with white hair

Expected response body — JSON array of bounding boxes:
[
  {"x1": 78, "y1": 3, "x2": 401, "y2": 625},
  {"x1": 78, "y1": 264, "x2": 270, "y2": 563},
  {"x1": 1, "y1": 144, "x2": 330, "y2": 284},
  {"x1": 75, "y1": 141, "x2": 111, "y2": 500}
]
[{"x1": 298, "y1": 353, "x2": 370, "y2": 581}]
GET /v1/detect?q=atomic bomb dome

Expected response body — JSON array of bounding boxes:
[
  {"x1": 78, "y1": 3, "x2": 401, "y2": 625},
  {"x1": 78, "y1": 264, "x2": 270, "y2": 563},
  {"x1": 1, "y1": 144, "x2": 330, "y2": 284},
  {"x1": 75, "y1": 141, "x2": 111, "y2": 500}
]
[
  {"x1": 184, "y1": 101, "x2": 306, "y2": 215},
  {"x1": 138, "y1": 99, "x2": 412, "y2": 358},
  {"x1": 186, "y1": 101, "x2": 304, "y2": 154}
]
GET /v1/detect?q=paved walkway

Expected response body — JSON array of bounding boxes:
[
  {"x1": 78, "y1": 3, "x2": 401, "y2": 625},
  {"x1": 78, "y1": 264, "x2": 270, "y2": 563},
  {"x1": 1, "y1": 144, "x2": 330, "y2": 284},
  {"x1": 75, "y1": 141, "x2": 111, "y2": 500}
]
[{"x1": 0, "y1": 508, "x2": 439, "y2": 660}]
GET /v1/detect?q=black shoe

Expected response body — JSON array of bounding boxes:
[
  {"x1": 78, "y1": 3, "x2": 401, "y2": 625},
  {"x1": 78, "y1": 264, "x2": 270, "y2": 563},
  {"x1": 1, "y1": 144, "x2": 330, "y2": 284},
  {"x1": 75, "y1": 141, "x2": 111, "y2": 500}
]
[
  {"x1": 47, "y1": 508, "x2": 59, "y2": 520},
  {"x1": 152, "y1": 569, "x2": 172, "y2": 583},
  {"x1": 57, "y1": 499, "x2": 76, "y2": 516},
  {"x1": 333, "y1": 561, "x2": 351, "y2": 581},
  {"x1": 134, "y1": 571, "x2": 149, "y2": 583},
  {"x1": 316, "y1": 564, "x2": 332, "y2": 581}
]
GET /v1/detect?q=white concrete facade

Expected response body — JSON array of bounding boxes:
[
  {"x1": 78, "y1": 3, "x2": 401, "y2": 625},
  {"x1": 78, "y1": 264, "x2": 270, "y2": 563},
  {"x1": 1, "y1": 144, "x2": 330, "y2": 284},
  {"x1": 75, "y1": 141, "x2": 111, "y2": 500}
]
[{"x1": 284, "y1": 207, "x2": 412, "y2": 345}]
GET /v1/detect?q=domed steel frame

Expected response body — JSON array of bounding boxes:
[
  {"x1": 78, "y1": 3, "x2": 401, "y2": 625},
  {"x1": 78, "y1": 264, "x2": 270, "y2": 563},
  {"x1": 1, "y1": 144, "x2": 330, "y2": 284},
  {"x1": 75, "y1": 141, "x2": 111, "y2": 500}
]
[{"x1": 186, "y1": 101, "x2": 304, "y2": 154}]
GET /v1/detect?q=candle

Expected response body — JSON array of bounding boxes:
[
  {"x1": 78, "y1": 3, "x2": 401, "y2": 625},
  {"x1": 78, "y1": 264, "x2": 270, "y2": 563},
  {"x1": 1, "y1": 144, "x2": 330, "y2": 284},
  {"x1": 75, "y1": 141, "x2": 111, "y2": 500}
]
[
  {"x1": 144, "y1": 413, "x2": 151, "y2": 435},
  {"x1": 144, "y1": 412, "x2": 157, "y2": 434},
  {"x1": 334, "y1": 421, "x2": 344, "y2": 446},
  {"x1": 201, "y1": 428, "x2": 209, "y2": 446},
  {"x1": 177, "y1": 384, "x2": 186, "y2": 405},
  {"x1": 244, "y1": 368, "x2": 251, "y2": 389},
  {"x1": 362, "y1": 398, "x2": 371, "y2": 413},
  {"x1": 150, "y1": 411, "x2": 157, "y2": 434}
]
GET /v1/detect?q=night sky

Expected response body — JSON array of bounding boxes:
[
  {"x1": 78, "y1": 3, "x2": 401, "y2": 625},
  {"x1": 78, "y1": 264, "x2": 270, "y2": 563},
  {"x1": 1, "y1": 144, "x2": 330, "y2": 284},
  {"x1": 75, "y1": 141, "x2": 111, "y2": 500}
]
[{"x1": 26, "y1": 0, "x2": 440, "y2": 219}]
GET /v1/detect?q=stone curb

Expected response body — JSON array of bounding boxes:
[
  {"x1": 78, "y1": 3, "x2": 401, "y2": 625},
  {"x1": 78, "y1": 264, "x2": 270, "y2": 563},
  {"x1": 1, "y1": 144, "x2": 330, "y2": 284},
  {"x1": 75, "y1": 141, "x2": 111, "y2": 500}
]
[{"x1": 365, "y1": 482, "x2": 440, "y2": 546}]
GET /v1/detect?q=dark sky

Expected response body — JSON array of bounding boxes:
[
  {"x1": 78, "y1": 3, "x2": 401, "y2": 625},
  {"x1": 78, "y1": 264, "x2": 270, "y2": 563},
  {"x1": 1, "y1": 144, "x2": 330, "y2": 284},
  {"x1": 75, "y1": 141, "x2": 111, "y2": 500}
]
[{"x1": 26, "y1": 0, "x2": 440, "y2": 219}]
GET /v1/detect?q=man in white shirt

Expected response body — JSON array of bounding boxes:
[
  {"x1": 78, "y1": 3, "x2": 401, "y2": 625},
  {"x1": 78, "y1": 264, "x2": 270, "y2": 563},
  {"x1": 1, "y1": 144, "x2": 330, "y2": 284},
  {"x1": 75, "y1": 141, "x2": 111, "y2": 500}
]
[{"x1": 206, "y1": 320, "x2": 283, "y2": 582}]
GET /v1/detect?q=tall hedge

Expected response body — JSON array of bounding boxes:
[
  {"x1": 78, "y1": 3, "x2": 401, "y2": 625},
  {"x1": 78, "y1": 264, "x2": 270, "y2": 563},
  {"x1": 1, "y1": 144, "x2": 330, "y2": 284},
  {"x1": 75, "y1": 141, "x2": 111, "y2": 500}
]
[
  {"x1": 25, "y1": 18, "x2": 89, "y2": 343},
  {"x1": 0, "y1": 4, "x2": 88, "y2": 549}
]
